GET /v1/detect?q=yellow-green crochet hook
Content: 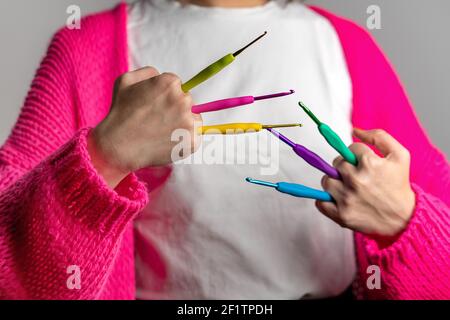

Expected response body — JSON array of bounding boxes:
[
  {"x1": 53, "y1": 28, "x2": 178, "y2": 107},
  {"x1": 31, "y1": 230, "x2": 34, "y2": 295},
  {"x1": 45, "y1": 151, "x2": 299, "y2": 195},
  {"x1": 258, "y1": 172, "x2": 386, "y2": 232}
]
[{"x1": 181, "y1": 31, "x2": 268, "y2": 93}]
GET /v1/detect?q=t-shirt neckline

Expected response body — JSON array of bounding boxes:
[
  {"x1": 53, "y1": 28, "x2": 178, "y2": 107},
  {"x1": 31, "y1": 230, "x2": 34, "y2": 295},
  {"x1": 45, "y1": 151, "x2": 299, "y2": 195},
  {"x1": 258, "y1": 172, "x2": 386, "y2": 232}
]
[{"x1": 150, "y1": 0, "x2": 285, "y2": 17}]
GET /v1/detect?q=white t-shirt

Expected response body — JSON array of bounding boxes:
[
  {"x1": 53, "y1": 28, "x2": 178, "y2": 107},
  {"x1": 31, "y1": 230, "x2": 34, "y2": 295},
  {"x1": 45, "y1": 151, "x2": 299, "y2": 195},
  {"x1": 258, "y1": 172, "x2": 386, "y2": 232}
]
[{"x1": 128, "y1": 0, "x2": 355, "y2": 299}]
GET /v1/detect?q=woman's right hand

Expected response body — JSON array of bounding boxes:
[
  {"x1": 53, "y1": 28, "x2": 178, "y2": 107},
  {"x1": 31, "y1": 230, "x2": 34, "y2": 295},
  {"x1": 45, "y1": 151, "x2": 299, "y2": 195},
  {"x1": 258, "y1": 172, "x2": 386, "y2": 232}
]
[{"x1": 88, "y1": 67, "x2": 202, "y2": 188}]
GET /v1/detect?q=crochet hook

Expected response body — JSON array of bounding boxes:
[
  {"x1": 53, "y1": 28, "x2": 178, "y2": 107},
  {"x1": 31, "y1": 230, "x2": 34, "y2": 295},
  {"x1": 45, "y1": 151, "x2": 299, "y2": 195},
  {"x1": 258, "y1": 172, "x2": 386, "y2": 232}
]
[
  {"x1": 181, "y1": 31, "x2": 268, "y2": 93},
  {"x1": 192, "y1": 90, "x2": 295, "y2": 114},
  {"x1": 267, "y1": 129, "x2": 341, "y2": 180},
  {"x1": 246, "y1": 178, "x2": 333, "y2": 202},
  {"x1": 298, "y1": 102, "x2": 358, "y2": 166},
  {"x1": 200, "y1": 123, "x2": 302, "y2": 135}
]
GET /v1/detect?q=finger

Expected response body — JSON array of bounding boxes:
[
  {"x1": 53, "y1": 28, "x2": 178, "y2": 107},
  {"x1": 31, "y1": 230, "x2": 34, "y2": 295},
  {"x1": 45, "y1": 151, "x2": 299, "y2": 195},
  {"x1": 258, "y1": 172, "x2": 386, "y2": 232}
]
[
  {"x1": 332, "y1": 155, "x2": 357, "y2": 173},
  {"x1": 353, "y1": 128, "x2": 408, "y2": 160},
  {"x1": 349, "y1": 142, "x2": 375, "y2": 159},
  {"x1": 133, "y1": 66, "x2": 160, "y2": 80},
  {"x1": 156, "y1": 72, "x2": 186, "y2": 101},
  {"x1": 321, "y1": 175, "x2": 346, "y2": 201},
  {"x1": 116, "y1": 67, "x2": 160, "y2": 90},
  {"x1": 332, "y1": 155, "x2": 358, "y2": 183},
  {"x1": 315, "y1": 201, "x2": 341, "y2": 226},
  {"x1": 193, "y1": 113, "x2": 203, "y2": 125},
  {"x1": 332, "y1": 156, "x2": 344, "y2": 168},
  {"x1": 160, "y1": 72, "x2": 183, "y2": 89},
  {"x1": 192, "y1": 113, "x2": 203, "y2": 136},
  {"x1": 348, "y1": 142, "x2": 378, "y2": 172}
]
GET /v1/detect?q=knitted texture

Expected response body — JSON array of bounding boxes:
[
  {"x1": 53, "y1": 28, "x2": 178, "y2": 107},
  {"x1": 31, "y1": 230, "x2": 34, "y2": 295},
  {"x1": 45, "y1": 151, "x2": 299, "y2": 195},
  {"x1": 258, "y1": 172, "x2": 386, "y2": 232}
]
[
  {"x1": 0, "y1": 3, "x2": 448, "y2": 299},
  {"x1": 0, "y1": 4, "x2": 148, "y2": 300}
]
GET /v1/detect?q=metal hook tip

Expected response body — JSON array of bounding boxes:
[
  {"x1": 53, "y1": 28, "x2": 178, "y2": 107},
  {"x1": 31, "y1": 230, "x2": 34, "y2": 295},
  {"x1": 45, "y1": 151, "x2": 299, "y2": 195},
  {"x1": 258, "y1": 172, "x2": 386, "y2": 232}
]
[{"x1": 233, "y1": 31, "x2": 268, "y2": 57}]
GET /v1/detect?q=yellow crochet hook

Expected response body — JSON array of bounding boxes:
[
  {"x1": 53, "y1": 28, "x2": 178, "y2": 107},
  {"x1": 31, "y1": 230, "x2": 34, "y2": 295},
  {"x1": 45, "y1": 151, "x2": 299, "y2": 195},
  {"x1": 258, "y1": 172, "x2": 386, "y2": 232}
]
[
  {"x1": 181, "y1": 31, "x2": 268, "y2": 93},
  {"x1": 199, "y1": 123, "x2": 302, "y2": 135}
]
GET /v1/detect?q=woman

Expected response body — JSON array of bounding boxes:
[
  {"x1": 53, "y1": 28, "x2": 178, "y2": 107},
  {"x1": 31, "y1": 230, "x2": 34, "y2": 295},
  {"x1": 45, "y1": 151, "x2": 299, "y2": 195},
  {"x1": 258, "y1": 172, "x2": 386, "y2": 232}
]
[{"x1": 0, "y1": 0, "x2": 449, "y2": 300}]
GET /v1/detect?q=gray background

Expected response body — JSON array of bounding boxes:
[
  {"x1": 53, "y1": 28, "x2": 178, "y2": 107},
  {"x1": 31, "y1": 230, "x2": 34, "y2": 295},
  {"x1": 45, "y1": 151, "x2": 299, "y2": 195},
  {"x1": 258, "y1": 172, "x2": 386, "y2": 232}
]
[{"x1": 0, "y1": 0, "x2": 449, "y2": 155}]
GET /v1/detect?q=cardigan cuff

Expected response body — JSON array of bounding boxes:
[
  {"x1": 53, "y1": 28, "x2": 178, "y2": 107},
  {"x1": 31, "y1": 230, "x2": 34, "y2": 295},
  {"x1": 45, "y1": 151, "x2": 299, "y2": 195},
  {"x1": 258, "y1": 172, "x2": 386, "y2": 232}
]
[
  {"x1": 49, "y1": 128, "x2": 149, "y2": 234},
  {"x1": 361, "y1": 183, "x2": 450, "y2": 268}
]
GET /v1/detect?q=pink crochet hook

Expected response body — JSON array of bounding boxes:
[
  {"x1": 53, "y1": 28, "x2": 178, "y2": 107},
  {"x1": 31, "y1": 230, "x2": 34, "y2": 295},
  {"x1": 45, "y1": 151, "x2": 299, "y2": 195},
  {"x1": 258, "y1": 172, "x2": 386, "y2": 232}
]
[{"x1": 192, "y1": 90, "x2": 295, "y2": 114}]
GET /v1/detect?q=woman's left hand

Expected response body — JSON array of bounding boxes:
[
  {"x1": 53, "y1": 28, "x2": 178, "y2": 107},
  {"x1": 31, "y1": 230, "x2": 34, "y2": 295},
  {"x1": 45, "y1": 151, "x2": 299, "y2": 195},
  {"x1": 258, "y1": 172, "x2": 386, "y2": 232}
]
[{"x1": 316, "y1": 128, "x2": 416, "y2": 241}]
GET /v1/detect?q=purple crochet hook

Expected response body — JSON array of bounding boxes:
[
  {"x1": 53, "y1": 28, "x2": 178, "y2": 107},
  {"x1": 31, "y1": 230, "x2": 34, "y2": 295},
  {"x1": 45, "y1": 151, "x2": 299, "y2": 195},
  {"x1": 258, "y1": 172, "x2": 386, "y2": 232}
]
[{"x1": 267, "y1": 129, "x2": 341, "y2": 180}]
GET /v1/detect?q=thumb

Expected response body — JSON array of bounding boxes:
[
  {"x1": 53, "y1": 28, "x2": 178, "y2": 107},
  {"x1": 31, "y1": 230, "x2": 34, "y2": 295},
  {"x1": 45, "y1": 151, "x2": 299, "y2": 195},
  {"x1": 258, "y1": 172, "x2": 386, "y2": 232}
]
[{"x1": 353, "y1": 128, "x2": 407, "y2": 160}]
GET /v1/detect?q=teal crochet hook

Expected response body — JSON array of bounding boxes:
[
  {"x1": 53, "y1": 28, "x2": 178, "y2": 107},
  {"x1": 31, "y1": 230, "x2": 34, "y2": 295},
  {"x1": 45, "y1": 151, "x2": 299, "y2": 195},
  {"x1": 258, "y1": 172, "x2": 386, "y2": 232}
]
[
  {"x1": 246, "y1": 178, "x2": 334, "y2": 202},
  {"x1": 298, "y1": 102, "x2": 358, "y2": 166},
  {"x1": 181, "y1": 32, "x2": 268, "y2": 93}
]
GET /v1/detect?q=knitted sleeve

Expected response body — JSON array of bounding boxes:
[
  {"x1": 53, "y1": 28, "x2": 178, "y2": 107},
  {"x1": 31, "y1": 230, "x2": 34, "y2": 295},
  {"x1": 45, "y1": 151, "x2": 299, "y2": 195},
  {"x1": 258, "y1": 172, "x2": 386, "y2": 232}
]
[
  {"x1": 309, "y1": 6, "x2": 450, "y2": 299},
  {"x1": 0, "y1": 28, "x2": 148, "y2": 299},
  {"x1": 352, "y1": 33, "x2": 450, "y2": 299},
  {"x1": 328, "y1": 13, "x2": 450, "y2": 299}
]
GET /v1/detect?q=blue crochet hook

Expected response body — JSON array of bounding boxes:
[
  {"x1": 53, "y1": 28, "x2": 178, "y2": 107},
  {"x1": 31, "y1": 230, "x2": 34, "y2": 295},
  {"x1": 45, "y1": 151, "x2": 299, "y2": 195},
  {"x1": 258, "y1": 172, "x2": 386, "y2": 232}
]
[{"x1": 246, "y1": 178, "x2": 334, "y2": 202}]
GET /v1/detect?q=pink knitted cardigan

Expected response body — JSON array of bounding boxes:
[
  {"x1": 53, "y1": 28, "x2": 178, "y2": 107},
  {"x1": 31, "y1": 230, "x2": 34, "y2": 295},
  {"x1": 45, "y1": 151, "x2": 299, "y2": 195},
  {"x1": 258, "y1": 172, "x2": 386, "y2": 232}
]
[{"x1": 0, "y1": 3, "x2": 449, "y2": 300}]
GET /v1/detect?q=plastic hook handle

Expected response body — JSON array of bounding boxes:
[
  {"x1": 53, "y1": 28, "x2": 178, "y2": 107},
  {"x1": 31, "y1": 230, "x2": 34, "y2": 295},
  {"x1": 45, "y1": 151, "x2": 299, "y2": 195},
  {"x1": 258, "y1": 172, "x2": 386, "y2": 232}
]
[
  {"x1": 277, "y1": 182, "x2": 334, "y2": 202},
  {"x1": 192, "y1": 96, "x2": 254, "y2": 114},
  {"x1": 319, "y1": 124, "x2": 358, "y2": 166},
  {"x1": 181, "y1": 54, "x2": 235, "y2": 93}
]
